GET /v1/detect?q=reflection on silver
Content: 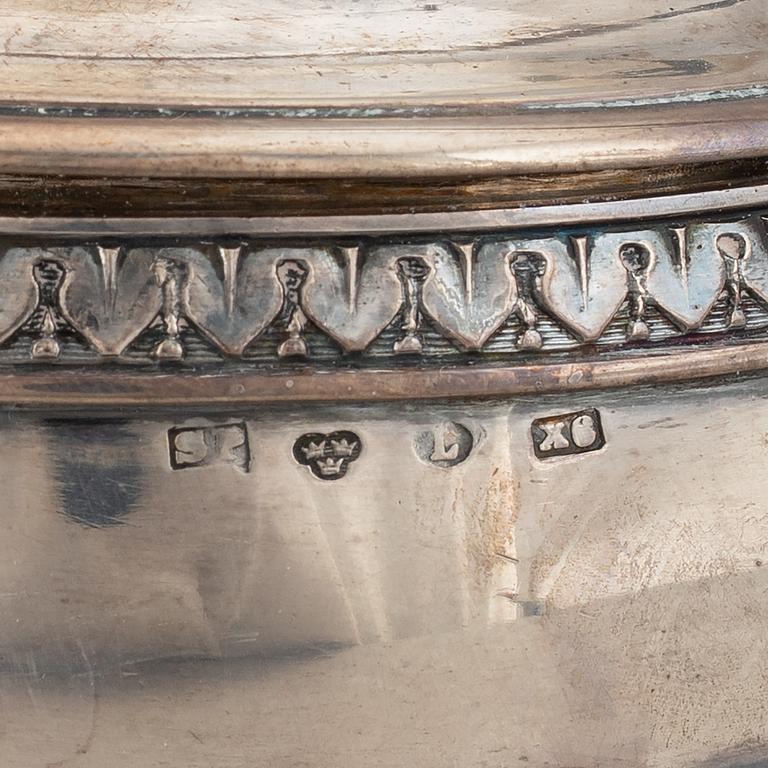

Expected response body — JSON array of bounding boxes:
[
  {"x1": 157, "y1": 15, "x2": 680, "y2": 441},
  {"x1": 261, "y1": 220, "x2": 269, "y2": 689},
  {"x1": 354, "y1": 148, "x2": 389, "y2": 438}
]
[{"x1": 2, "y1": 379, "x2": 768, "y2": 764}]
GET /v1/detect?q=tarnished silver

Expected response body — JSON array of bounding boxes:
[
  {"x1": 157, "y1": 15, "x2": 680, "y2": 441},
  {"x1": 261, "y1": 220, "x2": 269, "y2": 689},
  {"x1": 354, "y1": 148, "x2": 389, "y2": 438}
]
[
  {"x1": 4, "y1": 379, "x2": 768, "y2": 768},
  {"x1": 2, "y1": 201, "x2": 768, "y2": 768},
  {"x1": 0, "y1": 213, "x2": 767, "y2": 367},
  {"x1": 4, "y1": 1, "x2": 768, "y2": 766}
]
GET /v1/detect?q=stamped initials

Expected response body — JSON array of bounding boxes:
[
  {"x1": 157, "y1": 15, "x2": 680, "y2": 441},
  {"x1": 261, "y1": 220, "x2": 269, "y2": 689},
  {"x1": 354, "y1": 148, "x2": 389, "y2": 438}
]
[
  {"x1": 168, "y1": 422, "x2": 250, "y2": 471},
  {"x1": 531, "y1": 409, "x2": 605, "y2": 459}
]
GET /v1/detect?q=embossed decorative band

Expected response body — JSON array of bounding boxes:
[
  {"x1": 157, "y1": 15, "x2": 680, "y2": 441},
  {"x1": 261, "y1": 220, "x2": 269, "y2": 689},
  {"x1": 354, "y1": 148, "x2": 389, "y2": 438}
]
[
  {"x1": 1, "y1": 207, "x2": 768, "y2": 403},
  {"x1": 3, "y1": 210, "x2": 768, "y2": 359}
]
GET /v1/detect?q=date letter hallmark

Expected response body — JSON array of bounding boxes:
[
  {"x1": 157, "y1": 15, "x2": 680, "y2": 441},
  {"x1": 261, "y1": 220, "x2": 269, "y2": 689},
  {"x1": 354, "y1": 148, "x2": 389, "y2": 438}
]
[
  {"x1": 168, "y1": 422, "x2": 250, "y2": 472},
  {"x1": 531, "y1": 409, "x2": 605, "y2": 459},
  {"x1": 293, "y1": 431, "x2": 362, "y2": 480},
  {"x1": 414, "y1": 421, "x2": 474, "y2": 468}
]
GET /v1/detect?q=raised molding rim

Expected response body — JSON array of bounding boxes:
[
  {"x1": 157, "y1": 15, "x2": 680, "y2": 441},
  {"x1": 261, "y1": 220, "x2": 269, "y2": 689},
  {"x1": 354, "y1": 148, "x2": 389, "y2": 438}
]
[
  {"x1": 2, "y1": 342, "x2": 766, "y2": 407},
  {"x1": 0, "y1": 184, "x2": 767, "y2": 237}
]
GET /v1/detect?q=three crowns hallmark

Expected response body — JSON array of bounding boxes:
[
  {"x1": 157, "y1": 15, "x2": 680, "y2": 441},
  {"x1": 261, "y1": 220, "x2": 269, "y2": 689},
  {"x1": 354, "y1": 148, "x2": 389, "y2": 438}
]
[{"x1": 293, "y1": 431, "x2": 362, "y2": 480}]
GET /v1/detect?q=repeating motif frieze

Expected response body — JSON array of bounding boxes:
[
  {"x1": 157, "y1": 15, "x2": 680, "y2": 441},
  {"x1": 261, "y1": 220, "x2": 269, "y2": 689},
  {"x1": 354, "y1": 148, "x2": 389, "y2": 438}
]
[
  {"x1": 179, "y1": 245, "x2": 289, "y2": 355},
  {"x1": 59, "y1": 246, "x2": 163, "y2": 356},
  {"x1": 420, "y1": 241, "x2": 517, "y2": 351},
  {"x1": 644, "y1": 226, "x2": 725, "y2": 332},
  {"x1": 299, "y1": 245, "x2": 407, "y2": 352},
  {"x1": 0, "y1": 249, "x2": 42, "y2": 347},
  {"x1": 2, "y1": 213, "x2": 768, "y2": 364},
  {"x1": 518, "y1": 233, "x2": 629, "y2": 342}
]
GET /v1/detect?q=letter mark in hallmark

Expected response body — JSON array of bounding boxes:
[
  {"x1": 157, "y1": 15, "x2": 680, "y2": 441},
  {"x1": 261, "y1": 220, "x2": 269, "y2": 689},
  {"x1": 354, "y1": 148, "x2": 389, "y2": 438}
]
[
  {"x1": 414, "y1": 421, "x2": 474, "y2": 467},
  {"x1": 168, "y1": 422, "x2": 250, "y2": 471},
  {"x1": 531, "y1": 409, "x2": 605, "y2": 459},
  {"x1": 293, "y1": 431, "x2": 362, "y2": 480}
]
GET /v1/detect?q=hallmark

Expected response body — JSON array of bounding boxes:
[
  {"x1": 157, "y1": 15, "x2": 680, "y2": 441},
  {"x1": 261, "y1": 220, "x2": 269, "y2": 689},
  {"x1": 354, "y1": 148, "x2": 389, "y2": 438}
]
[
  {"x1": 168, "y1": 422, "x2": 250, "y2": 471},
  {"x1": 531, "y1": 409, "x2": 605, "y2": 459},
  {"x1": 293, "y1": 431, "x2": 362, "y2": 480},
  {"x1": 414, "y1": 421, "x2": 474, "y2": 467}
]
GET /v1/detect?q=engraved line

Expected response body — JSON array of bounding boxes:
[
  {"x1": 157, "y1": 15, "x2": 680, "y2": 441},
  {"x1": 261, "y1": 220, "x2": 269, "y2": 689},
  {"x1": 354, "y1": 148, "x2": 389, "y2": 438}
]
[
  {"x1": 671, "y1": 226, "x2": 689, "y2": 291},
  {"x1": 344, "y1": 246, "x2": 358, "y2": 313},
  {"x1": 571, "y1": 236, "x2": 589, "y2": 311},
  {"x1": 455, "y1": 242, "x2": 474, "y2": 304},
  {"x1": 96, "y1": 245, "x2": 119, "y2": 317},
  {"x1": 218, "y1": 245, "x2": 241, "y2": 319}
]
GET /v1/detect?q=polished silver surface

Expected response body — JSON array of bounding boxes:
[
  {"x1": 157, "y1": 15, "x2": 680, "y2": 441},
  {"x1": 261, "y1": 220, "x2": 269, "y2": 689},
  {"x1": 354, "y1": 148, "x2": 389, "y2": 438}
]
[{"x1": 2, "y1": 377, "x2": 768, "y2": 766}]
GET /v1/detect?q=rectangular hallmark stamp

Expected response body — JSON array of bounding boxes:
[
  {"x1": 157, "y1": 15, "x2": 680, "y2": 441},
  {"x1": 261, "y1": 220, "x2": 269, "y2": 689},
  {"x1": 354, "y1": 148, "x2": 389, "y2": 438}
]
[
  {"x1": 168, "y1": 422, "x2": 250, "y2": 472},
  {"x1": 531, "y1": 408, "x2": 605, "y2": 459}
]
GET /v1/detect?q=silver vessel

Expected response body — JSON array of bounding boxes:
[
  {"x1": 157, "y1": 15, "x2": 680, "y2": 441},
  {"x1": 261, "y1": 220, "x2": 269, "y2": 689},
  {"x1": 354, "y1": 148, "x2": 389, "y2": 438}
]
[{"x1": 1, "y1": 2, "x2": 768, "y2": 766}]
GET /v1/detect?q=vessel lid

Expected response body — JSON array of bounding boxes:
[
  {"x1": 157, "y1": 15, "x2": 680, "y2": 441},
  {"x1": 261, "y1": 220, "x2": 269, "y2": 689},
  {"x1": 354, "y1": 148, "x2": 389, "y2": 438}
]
[{"x1": 0, "y1": 1, "x2": 766, "y2": 179}]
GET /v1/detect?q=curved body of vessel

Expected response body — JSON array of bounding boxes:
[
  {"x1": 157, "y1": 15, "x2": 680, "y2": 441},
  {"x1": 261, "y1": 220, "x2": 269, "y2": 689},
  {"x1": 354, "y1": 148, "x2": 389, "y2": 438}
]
[{"x1": 1, "y1": 2, "x2": 768, "y2": 766}]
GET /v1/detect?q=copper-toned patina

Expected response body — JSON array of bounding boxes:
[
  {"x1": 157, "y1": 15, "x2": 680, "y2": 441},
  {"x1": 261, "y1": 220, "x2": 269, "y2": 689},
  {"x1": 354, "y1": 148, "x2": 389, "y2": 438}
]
[{"x1": 1, "y1": 2, "x2": 768, "y2": 767}]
